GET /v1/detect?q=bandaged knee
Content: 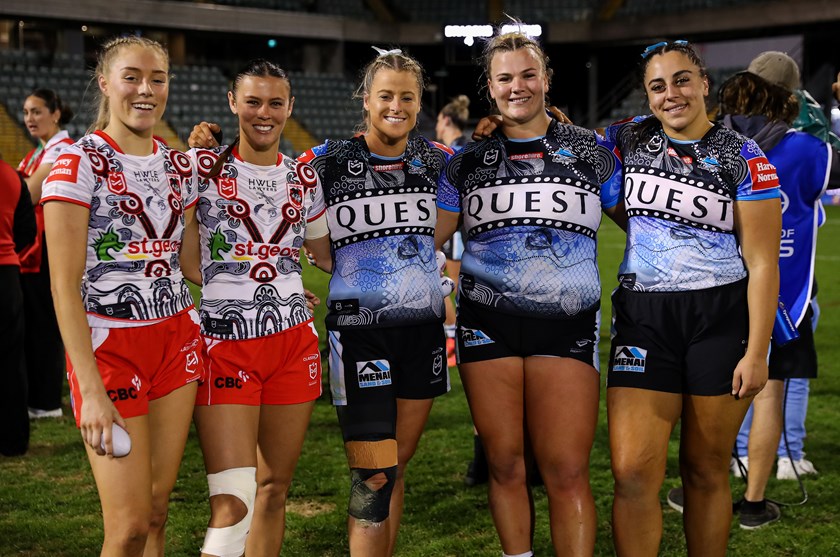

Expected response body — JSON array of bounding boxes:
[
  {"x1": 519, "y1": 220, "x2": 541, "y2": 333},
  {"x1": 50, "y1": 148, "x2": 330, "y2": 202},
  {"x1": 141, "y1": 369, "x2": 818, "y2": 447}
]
[
  {"x1": 201, "y1": 466, "x2": 257, "y2": 557},
  {"x1": 345, "y1": 439, "x2": 398, "y2": 524},
  {"x1": 349, "y1": 466, "x2": 397, "y2": 524}
]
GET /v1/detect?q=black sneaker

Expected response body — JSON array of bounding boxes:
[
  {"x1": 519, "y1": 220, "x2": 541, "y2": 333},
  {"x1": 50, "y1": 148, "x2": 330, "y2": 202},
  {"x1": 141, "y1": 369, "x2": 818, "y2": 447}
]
[
  {"x1": 464, "y1": 459, "x2": 488, "y2": 487},
  {"x1": 666, "y1": 487, "x2": 684, "y2": 513},
  {"x1": 739, "y1": 500, "x2": 781, "y2": 530}
]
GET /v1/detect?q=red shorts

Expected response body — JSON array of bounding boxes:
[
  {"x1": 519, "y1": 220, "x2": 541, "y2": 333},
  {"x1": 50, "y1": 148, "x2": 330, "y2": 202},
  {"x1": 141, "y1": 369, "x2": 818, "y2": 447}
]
[
  {"x1": 196, "y1": 319, "x2": 322, "y2": 406},
  {"x1": 67, "y1": 310, "x2": 204, "y2": 427}
]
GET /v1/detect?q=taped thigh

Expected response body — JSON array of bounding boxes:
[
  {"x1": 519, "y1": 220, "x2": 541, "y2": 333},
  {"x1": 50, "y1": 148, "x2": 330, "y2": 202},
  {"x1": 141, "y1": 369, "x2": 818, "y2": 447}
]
[{"x1": 201, "y1": 466, "x2": 257, "y2": 557}]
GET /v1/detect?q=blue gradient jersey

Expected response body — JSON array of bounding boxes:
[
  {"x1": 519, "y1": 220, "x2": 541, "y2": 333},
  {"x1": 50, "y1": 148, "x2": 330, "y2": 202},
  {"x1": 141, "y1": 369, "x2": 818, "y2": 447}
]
[
  {"x1": 769, "y1": 131, "x2": 832, "y2": 325},
  {"x1": 439, "y1": 120, "x2": 622, "y2": 318},
  {"x1": 606, "y1": 117, "x2": 781, "y2": 292},
  {"x1": 299, "y1": 136, "x2": 453, "y2": 330}
]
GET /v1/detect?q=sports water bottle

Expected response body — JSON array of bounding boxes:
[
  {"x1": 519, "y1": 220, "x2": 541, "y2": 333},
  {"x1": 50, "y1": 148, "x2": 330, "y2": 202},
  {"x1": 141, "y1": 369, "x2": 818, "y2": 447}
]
[{"x1": 772, "y1": 297, "x2": 800, "y2": 346}]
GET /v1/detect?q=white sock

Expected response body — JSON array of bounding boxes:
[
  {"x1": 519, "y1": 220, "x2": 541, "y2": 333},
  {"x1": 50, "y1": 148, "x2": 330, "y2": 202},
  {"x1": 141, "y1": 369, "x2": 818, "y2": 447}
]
[{"x1": 502, "y1": 552, "x2": 533, "y2": 557}]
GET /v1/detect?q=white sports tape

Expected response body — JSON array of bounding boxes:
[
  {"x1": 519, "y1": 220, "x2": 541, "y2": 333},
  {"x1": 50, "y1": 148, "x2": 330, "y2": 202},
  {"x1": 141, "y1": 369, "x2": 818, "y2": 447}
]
[{"x1": 201, "y1": 467, "x2": 257, "y2": 557}]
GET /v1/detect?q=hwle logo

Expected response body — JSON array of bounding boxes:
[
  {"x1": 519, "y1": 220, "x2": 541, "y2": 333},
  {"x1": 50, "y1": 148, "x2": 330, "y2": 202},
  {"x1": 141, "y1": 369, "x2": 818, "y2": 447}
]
[
  {"x1": 612, "y1": 346, "x2": 647, "y2": 373},
  {"x1": 356, "y1": 360, "x2": 392, "y2": 388}
]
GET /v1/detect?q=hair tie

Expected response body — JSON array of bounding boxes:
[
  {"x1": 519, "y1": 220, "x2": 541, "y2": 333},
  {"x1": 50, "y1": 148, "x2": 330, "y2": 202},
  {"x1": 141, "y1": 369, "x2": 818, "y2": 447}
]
[{"x1": 372, "y1": 46, "x2": 402, "y2": 57}]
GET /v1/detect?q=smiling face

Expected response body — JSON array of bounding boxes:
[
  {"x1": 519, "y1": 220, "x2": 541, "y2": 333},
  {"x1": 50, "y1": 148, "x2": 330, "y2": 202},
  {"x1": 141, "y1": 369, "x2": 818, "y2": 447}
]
[
  {"x1": 644, "y1": 50, "x2": 710, "y2": 140},
  {"x1": 231, "y1": 75, "x2": 293, "y2": 162},
  {"x1": 488, "y1": 47, "x2": 549, "y2": 128},
  {"x1": 99, "y1": 44, "x2": 169, "y2": 137},
  {"x1": 23, "y1": 95, "x2": 60, "y2": 143},
  {"x1": 363, "y1": 68, "x2": 420, "y2": 153}
]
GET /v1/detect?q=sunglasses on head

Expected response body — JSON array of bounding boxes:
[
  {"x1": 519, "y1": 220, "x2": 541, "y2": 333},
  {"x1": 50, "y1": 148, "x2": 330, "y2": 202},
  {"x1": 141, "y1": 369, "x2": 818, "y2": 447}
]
[{"x1": 641, "y1": 40, "x2": 689, "y2": 59}]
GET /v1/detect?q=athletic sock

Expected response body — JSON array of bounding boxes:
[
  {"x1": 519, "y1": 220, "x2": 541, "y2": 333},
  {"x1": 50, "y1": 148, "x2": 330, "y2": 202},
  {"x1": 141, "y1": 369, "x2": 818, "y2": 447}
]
[
  {"x1": 502, "y1": 552, "x2": 533, "y2": 557},
  {"x1": 741, "y1": 499, "x2": 767, "y2": 514}
]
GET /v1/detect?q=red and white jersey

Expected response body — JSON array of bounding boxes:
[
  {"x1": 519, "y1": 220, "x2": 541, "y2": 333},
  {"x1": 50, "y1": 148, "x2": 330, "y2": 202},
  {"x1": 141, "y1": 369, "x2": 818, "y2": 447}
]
[
  {"x1": 42, "y1": 131, "x2": 198, "y2": 326},
  {"x1": 190, "y1": 146, "x2": 326, "y2": 340},
  {"x1": 17, "y1": 130, "x2": 74, "y2": 177}
]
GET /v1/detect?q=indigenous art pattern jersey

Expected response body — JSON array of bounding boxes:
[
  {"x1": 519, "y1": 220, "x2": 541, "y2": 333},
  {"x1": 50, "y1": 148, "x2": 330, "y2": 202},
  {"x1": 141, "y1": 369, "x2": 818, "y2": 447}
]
[
  {"x1": 439, "y1": 120, "x2": 622, "y2": 318},
  {"x1": 190, "y1": 147, "x2": 326, "y2": 340},
  {"x1": 606, "y1": 117, "x2": 780, "y2": 292},
  {"x1": 42, "y1": 131, "x2": 197, "y2": 324},
  {"x1": 299, "y1": 136, "x2": 452, "y2": 330},
  {"x1": 769, "y1": 131, "x2": 831, "y2": 325}
]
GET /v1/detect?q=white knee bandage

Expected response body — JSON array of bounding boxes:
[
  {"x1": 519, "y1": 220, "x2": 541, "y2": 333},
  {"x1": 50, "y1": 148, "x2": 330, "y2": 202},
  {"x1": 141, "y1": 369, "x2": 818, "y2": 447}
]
[{"x1": 201, "y1": 467, "x2": 257, "y2": 557}]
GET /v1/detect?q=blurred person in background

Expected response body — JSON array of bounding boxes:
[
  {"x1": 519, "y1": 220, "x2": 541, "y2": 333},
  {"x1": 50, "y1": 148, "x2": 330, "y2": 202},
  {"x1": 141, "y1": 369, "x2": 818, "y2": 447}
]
[
  {"x1": 18, "y1": 88, "x2": 74, "y2": 419},
  {"x1": 0, "y1": 160, "x2": 36, "y2": 456}
]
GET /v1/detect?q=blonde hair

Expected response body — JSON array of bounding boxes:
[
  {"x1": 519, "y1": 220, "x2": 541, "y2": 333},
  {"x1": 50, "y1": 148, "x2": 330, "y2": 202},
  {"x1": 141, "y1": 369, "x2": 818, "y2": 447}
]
[
  {"x1": 480, "y1": 31, "x2": 553, "y2": 111},
  {"x1": 354, "y1": 49, "x2": 425, "y2": 132},
  {"x1": 90, "y1": 36, "x2": 170, "y2": 133},
  {"x1": 439, "y1": 95, "x2": 470, "y2": 131}
]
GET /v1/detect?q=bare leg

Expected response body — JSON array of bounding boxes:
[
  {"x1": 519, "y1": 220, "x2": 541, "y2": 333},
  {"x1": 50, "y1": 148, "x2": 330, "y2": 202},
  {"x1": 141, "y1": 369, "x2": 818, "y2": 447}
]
[
  {"x1": 608, "y1": 387, "x2": 682, "y2": 557},
  {"x1": 142, "y1": 382, "x2": 197, "y2": 557},
  {"x1": 744, "y1": 381, "x2": 784, "y2": 502},
  {"x1": 247, "y1": 401, "x2": 315, "y2": 556},
  {"x1": 386, "y1": 398, "x2": 435, "y2": 555},
  {"x1": 460, "y1": 357, "x2": 531, "y2": 555},
  {"x1": 680, "y1": 393, "x2": 751, "y2": 556},
  {"x1": 194, "y1": 403, "x2": 259, "y2": 557},
  {"x1": 525, "y1": 357, "x2": 599, "y2": 557},
  {"x1": 86, "y1": 415, "x2": 152, "y2": 557}
]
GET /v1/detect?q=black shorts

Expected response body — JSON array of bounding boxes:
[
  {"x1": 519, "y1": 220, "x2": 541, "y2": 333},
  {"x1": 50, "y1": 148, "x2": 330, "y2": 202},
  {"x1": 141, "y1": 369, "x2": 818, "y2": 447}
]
[
  {"x1": 769, "y1": 305, "x2": 817, "y2": 380},
  {"x1": 456, "y1": 297, "x2": 599, "y2": 368},
  {"x1": 327, "y1": 322, "x2": 449, "y2": 406},
  {"x1": 607, "y1": 279, "x2": 749, "y2": 396}
]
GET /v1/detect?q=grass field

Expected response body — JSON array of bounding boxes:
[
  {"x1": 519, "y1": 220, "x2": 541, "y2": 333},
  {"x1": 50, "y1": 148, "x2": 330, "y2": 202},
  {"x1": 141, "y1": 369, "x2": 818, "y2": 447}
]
[{"x1": 2, "y1": 207, "x2": 839, "y2": 556}]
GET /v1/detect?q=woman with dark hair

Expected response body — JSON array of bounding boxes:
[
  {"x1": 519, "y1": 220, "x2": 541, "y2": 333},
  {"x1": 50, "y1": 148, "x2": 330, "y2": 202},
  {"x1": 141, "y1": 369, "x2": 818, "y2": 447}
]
[
  {"x1": 715, "y1": 67, "x2": 839, "y2": 529},
  {"x1": 18, "y1": 88, "x2": 74, "y2": 419},
  {"x1": 605, "y1": 41, "x2": 780, "y2": 555},
  {"x1": 181, "y1": 58, "x2": 331, "y2": 557}
]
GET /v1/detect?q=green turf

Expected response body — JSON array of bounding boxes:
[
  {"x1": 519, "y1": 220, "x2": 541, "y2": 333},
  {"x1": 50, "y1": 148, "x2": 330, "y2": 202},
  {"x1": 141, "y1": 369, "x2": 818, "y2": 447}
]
[{"x1": 3, "y1": 207, "x2": 839, "y2": 556}]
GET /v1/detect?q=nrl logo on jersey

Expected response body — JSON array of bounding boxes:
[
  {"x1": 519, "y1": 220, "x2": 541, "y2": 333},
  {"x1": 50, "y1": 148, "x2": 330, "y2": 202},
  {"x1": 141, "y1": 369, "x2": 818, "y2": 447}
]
[
  {"x1": 217, "y1": 177, "x2": 237, "y2": 200},
  {"x1": 107, "y1": 172, "x2": 127, "y2": 194},
  {"x1": 483, "y1": 149, "x2": 499, "y2": 166},
  {"x1": 348, "y1": 160, "x2": 364, "y2": 176}
]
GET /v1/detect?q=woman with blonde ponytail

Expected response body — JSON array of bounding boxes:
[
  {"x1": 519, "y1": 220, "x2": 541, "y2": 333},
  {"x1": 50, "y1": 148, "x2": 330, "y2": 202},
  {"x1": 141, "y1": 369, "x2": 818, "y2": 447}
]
[{"x1": 42, "y1": 36, "x2": 203, "y2": 556}]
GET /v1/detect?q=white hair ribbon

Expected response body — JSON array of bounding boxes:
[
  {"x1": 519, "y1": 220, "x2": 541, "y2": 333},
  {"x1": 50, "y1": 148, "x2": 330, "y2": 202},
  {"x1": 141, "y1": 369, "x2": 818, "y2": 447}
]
[{"x1": 372, "y1": 46, "x2": 402, "y2": 57}]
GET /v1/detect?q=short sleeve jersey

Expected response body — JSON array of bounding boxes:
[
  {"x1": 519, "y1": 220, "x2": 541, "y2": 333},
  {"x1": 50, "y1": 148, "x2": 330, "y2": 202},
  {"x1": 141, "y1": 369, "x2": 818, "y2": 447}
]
[
  {"x1": 438, "y1": 120, "x2": 622, "y2": 318},
  {"x1": 41, "y1": 131, "x2": 198, "y2": 325},
  {"x1": 768, "y1": 131, "x2": 832, "y2": 325},
  {"x1": 298, "y1": 135, "x2": 453, "y2": 330},
  {"x1": 190, "y1": 146, "x2": 326, "y2": 340},
  {"x1": 606, "y1": 117, "x2": 780, "y2": 292}
]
